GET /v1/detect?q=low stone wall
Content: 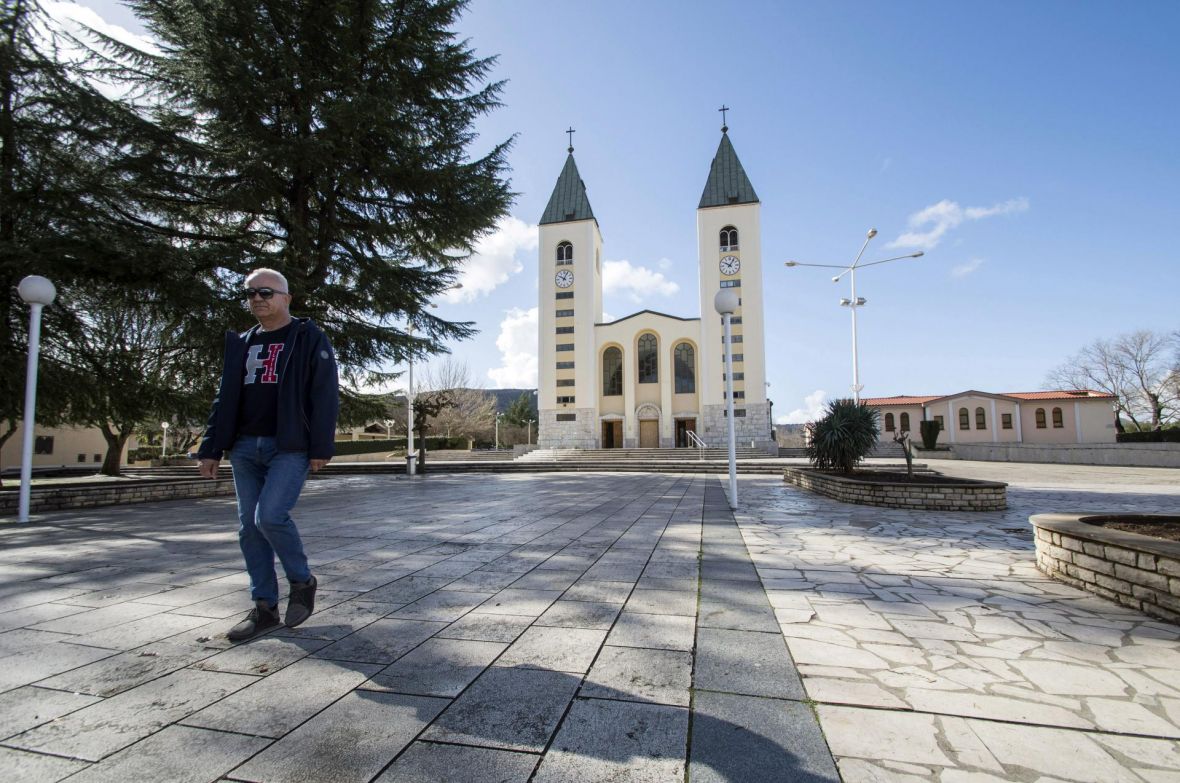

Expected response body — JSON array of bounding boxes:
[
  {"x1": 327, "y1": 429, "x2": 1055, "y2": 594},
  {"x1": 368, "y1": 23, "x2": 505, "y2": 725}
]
[
  {"x1": 0, "y1": 478, "x2": 236, "y2": 518},
  {"x1": 782, "y1": 467, "x2": 1006, "y2": 511},
  {"x1": 922, "y1": 442, "x2": 1180, "y2": 468},
  {"x1": 1031, "y1": 513, "x2": 1180, "y2": 623}
]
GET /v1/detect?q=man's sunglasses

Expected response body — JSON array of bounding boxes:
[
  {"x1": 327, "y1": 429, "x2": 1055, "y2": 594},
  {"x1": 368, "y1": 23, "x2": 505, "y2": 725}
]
[{"x1": 243, "y1": 287, "x2": 288, "y2": 300}]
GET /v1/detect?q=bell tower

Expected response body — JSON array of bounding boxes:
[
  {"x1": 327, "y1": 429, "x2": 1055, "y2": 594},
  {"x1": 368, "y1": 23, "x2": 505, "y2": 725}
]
[
  {"x1": 536, "y1": 133, "x2": 603, "y2": 448},
  {"x1": 696, "y1": 117, "x2": 772, "y2": 448}
]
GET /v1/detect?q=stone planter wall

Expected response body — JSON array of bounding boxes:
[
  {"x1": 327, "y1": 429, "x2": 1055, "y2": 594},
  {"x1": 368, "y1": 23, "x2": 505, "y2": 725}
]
[
  {"x1": 0, "y1": 478, "x2": 236, "y2": 518},
  {"x1": 782, "y1": 467, "x2": 1007, "y2": 511},
  {"x1": 1031, "y1": 513, "x2": 1180, "y2": 623}
]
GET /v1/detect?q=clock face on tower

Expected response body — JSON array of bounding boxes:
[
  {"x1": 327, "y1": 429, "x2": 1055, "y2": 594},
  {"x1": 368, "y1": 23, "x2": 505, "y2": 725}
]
[
  {"x1": 720, "y1": 256, "x2": 740, "y2": 276},
  {"x1": 555, "y1": 269, "x2": 574, "y2": 288}
]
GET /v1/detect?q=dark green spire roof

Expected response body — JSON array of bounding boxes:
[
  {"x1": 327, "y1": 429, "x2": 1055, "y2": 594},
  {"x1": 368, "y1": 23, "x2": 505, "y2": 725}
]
[
  {"x1": 540, "y1": 153, "x2": 596, "y2": 225},
  {"x1": 698, "y1": 131, "x2": 759, "y2": 209}
]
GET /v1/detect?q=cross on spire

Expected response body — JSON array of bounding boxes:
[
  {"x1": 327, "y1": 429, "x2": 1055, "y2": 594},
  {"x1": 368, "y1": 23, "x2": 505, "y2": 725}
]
[
  {"x1": 718, "y1": 105, "x2": 729, "y2": 133},
  {"x1": 566, "y1": 126, "x2": 576, "y2": 153}
]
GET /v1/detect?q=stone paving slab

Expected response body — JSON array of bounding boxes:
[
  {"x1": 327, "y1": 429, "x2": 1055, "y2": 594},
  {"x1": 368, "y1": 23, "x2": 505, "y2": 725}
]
[{"x1": 4, "y1": 466, "x2": 1177, "y2": 780}]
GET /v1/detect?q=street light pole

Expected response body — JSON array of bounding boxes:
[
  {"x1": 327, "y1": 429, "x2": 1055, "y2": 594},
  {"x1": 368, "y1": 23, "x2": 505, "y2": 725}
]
[
  {"x1": 161, "y1": 422, "x2": 170, "y2": 460},
  {"x1": 526, "y1": 419, "x2": 534, "y2": 446},
  {"x1": 406, "y1": 323, "x2": 416, "y2": 476},
  {"x1": 785, "y1": 232, "x2": 923, "y2": 403},
  {"x1": 714, "y1": 289, "x2": 740, "y2": 509},
  {"x1": 17, "y1": 276, "x2": 56, "y2": 523}
]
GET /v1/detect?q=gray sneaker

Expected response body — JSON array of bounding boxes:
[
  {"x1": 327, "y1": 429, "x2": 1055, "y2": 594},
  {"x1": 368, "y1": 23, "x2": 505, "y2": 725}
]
[
  {"x1": 227, "y1": 599, "x2": 280, "y2": 641},
  {"x1": 285, "y1": 575, "x2": 317, "y2": 628}
]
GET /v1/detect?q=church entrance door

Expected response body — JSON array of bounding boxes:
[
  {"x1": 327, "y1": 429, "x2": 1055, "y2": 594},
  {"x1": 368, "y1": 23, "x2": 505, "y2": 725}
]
[
  {"x1": 639, "y1": 419, "x2": 659, "y2": 448},
  {"x1": 674, "y1": 418, "x2": 696, "y2": 448},
  {"x1": 601, "y1": 420, "x2": 623, "y2": 449}
]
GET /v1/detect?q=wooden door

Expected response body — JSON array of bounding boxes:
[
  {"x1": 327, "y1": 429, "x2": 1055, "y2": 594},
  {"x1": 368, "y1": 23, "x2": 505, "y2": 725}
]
[{"x1": 639, "y1": 420, "x2": 659, "y2": 448}]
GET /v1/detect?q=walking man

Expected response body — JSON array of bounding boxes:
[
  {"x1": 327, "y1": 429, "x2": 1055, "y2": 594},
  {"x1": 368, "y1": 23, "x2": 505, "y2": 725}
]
[{"x1": 198, "y1": 268, "x2": 339, "y2": 641}]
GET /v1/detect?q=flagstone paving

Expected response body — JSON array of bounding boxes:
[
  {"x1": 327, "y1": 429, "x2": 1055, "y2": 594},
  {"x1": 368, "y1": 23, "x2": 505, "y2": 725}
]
[{"x1": 0, "y1": 463, "x2": 1177, "y2": 782}]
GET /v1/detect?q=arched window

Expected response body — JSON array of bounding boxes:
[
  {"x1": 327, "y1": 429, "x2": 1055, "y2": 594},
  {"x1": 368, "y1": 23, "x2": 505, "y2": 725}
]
[
  {"x1": 899, "y1": 412, "x2": 910, "y2": 432},
  {"x1": 959, "y1": 408, "x2": 970, "y2": 430},
  {"x1": 638, "y1": 334, "x2": 658, "y2": 383},
  {"x1": 556, "y1": 242, "x2": 573, "y2": 265},
  {"x1": 1036, "y1": 408, "x2": 1047, "y2": 429},
  {"x1": 975, "y1": 407, "x2": 986, "y2": 429},
  {"x1": 719, "y1": 226, "x2": 739, "y2": 251},
  {"x1": 602, "y1": 347, "x2": 622, "y2": 396},
  {"x1": 674, "y1": 343, "x2": 695, "y2": 393},
  {"x1": 884, "y1": 413, "x2": 895, "y2": 432},
  {"x1": 1052, "y1": 407, "x2": 1064, "y2": 428}
]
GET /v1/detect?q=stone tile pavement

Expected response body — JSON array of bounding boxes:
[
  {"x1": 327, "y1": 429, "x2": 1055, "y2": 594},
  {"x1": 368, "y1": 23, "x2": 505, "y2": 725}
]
[{"x1": 0, "y1": 463, "x2": 1178, "y2": 782}]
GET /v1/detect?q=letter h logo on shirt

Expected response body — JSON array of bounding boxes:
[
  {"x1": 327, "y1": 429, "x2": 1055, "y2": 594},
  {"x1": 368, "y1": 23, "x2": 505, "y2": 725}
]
[{"x1": 244, "y1": 343, "x2": 284, "y2": 385}]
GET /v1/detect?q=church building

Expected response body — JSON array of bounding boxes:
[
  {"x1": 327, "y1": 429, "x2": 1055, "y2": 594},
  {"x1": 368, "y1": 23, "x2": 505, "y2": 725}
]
[{"x1": 536, "y1": 124, "x2": 774, "y2": 451}]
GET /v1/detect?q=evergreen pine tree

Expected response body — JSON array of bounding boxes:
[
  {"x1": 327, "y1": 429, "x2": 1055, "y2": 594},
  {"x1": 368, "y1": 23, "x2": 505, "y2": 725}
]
[{"x1": 121, "y1": 0, "x2": 514, "y2": 403}]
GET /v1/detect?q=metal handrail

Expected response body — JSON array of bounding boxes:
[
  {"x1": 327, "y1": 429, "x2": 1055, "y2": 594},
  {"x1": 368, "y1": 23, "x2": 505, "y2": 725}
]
[{"x1": 685, "y1": 430, "x2": 708, "y2": 461}]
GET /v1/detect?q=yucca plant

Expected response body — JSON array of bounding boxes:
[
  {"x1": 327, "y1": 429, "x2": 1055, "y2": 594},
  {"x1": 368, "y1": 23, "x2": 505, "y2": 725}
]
[{"x1": 807, "y1": 398, "x2": 880, "y2": 475}]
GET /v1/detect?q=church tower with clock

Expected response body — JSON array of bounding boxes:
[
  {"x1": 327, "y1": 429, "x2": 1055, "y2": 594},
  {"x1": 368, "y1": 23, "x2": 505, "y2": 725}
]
[{"x1": 536, "y1": 120, "x2": 773, "y2": 452}]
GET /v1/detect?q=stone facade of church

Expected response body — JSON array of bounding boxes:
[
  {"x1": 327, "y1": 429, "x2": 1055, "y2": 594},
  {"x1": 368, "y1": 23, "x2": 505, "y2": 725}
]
[{"x1": 535, "y1": 128, "x2": 775, "y2": 452}]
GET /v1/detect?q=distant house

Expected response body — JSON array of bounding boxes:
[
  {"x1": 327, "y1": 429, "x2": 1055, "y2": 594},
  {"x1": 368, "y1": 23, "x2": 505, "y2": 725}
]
[
  {"x1": 0, "y1": 424, "x2": 133, "y2": 472},
  {"x1": 862, "y1": 390, "x2": 1118, "y2": 445}
]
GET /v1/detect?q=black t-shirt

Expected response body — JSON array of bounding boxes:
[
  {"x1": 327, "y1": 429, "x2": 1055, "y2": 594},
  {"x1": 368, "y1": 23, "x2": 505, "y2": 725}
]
[{"x1": 237, "y1": 322, "x2": 294, "y2": 437}]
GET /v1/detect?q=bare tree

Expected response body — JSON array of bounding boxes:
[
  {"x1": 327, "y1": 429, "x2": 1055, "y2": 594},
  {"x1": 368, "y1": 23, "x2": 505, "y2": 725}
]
[
  {"x1": 420, "y1": 359, "x2": 495, "y2": 445},
  {"x1": 1047, "y1": 330, "x2": 1179, "y2": 429}
]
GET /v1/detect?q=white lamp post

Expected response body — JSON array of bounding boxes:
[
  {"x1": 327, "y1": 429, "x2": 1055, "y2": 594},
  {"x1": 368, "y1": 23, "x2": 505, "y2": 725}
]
[
  {"x1": 406, "y1": 323, "x2": 416, "y2": 476},
  {"x1": 714, "y1": 289, "x2": 740, "y2": 509},
  {"x1": 17, "y1": 275, "x2": 57, "y2": 523},
  {"x1": 495, "y1": 413, "x2": 503, "y2": 451},
  {"x1": 526, "y1": 418, "x2": 534, "y2": 446},
  {"x1": 160, "y1": 422, "x2": 170, "y2": 460},
  {"x1": 785, "y1": 230, "x2": 923, "y2": 402}
]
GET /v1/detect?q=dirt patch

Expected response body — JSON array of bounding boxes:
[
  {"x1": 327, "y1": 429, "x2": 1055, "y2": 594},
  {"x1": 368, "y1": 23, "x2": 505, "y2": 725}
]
[{"x1": 1083, "y1": 515, "x2": 1180, "y2": 543}]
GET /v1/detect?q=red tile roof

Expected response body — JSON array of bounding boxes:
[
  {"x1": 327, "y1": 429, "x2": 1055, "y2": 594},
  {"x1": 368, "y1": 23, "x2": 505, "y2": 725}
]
[{"x1": 861, "y1": 390, "x2": 1115, "y2": 407}]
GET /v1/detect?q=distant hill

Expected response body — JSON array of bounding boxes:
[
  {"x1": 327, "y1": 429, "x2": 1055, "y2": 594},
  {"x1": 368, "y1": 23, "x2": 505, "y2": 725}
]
[{"x1": 487, "y1": 388, "x2": 535, "y2": 412}]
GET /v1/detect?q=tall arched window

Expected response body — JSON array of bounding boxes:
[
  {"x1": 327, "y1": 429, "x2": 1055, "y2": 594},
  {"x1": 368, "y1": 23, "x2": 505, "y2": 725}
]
[
  {"x1": 959, "y1": 408, "x2": 970, "y2": 430},
  {"x1": 638, "y1": 334, "x2": 658, "y2": 383},
  {"x1": 674, "y1": 343, "x2": 695, "y2": 393},
  {"x1": 1052, "y1": 407, "x2": 1064, "y2": 428},
  {"x1": 556, "y1": 242, "x2": 573, "y2": 265},
  {"x1": 884, "y1": 413, "x2": 895, "y2": 432},
  {"x1": 975, "y1": 407, "x2": 986, "y2": 429},
  {"x1": 899, "y1": 412, "x2": 910, "y2": 432},
  {"x1": 719, "y1": 226, "x2": 739, "y2": 251},
  {"x1": 1036, "y1": 408, "x2": 1047, "y2": 429},
  {"x1": 602, "y1": 347, "x2": 622, "y2": 396}
]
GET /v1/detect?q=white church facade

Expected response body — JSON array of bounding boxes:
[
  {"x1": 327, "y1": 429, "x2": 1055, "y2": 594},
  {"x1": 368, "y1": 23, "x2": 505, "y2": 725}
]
[{"x1": 536, "y1": 127, "x2": 774, "y2": 451}]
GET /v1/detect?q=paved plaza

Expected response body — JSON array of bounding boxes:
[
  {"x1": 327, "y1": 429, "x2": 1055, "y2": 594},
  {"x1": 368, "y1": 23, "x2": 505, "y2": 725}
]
[{"x1": 0, "y1": 463, "x2": 1178, "y2": 782}]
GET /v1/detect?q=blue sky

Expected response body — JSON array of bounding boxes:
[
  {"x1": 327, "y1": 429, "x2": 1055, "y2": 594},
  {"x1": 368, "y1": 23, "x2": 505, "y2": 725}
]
[{"x1": 65, "y1": 1, "x2": 1180, "y2": 421}]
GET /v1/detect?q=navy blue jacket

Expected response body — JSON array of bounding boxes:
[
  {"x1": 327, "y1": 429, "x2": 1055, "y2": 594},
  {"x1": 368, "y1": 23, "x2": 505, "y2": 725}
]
[{"x1": 198, "y1": 317, "x2": 339, "y2": 461}]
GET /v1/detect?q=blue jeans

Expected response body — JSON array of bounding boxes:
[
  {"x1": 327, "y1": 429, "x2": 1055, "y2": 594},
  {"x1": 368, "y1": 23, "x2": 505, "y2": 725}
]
[{"x1": 229, "y1": 436, "x2": 313, "y2": 606}]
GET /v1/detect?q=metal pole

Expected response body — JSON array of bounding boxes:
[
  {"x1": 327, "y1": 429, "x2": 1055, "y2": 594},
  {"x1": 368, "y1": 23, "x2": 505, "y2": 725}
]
[
  {"x1": 18, "y1": 303, "x2": 44, "y2": 523},
  {"x1": 495, "y1": 416, "x2": 499, "y2": 450},
  {"x1": 850, "y1": 267, "x2": 860, "y2": 403},
  {"x1": 406, "y1": 326, "x2": 415, "y2": 476},
  {"x1": 723, "y1": 312, "x2": 738, "y2": 509}
]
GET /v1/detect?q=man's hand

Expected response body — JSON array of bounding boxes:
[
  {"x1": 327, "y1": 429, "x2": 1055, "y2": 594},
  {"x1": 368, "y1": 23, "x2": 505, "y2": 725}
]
[
  {"x1": 310, "y1": 458, "x2": 330, "y2": 473},
  {"x1": 198, "y1": 459, "x2": 221, "y2": 479}
]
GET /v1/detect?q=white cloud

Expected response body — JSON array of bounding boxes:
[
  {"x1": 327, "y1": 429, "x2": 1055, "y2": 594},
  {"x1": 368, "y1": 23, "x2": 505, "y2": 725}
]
[
  {"x1": 45, "y1": 2, "x2": 159, "y2": 54},
  {"x1": 602, "y1": 259, "x2": 679, "y2": 304},
  {"x1": 657, "y1": 257, "x2": 673, "y2": 271},
  {"x1": 602, "y1": 311, "x2": 616, "y2": 323},
  {"x1": 950, "y1": 258, "x2": 985, "y2": 279},
  {"x1": 487, "y1": 307, "x2": 537, "y2": 388},
  {"x1": 776, "y1": 390, "x2": 828, "y2": 425},
  {"x1": 888, "y1": 197, "x2": 1028, "y2": 251},
  {"x1": 446, "y1": 216, "x2": 538, "y2": 303}
]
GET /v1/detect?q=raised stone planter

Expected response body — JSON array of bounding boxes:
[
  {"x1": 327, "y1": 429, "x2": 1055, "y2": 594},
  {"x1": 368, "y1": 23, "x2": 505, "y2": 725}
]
[
  {"x1": 1031, "y1": 513, "x2": 1180, "y2": 623},
  {"x1": 782, "y1": 467, "x2": 1006, "y2": 511},
  {"x1": 0, "y1": 477, "x2": 236, "y2": 518}
]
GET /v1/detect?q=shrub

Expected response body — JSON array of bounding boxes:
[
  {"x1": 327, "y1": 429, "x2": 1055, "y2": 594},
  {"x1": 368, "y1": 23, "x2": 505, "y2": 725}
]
[
  {"x1": 919, "y1": 419, "x2": 942, "y2": 450},
  {"x1": 332, "y1": 436, "x2": 469, "y2": 456},
  {"x1": 807, "y1": 398, "x2": 880, "y2": 474},
  {"x1": 1117, "y1": 429, "x2": 1180, "y2": 444}
]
